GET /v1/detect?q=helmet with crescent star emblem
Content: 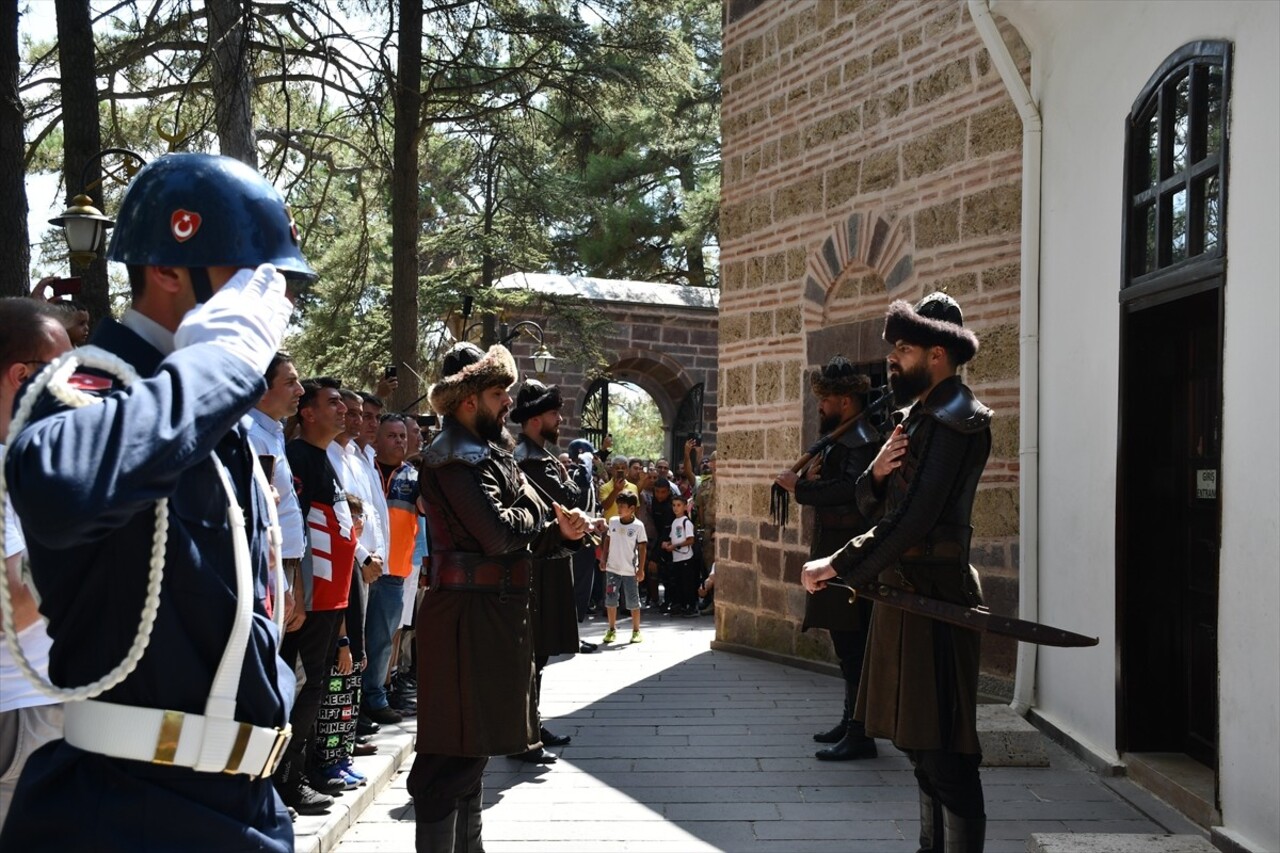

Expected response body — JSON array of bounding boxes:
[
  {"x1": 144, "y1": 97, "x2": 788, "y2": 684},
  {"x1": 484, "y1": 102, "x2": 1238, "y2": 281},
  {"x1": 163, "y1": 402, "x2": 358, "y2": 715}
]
[{"x1": 106, "y1": 152, "x2": 317, "y2": 282}]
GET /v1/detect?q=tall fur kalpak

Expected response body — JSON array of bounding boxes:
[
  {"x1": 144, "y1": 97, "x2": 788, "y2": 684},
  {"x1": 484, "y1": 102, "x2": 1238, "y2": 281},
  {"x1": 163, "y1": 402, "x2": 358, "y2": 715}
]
[
  {"x1": 882, "y1": 292, "x2": 980, "y2": 365},
  {"x1": 428, "y1": 342, "x2": 518, "y2": 415}
]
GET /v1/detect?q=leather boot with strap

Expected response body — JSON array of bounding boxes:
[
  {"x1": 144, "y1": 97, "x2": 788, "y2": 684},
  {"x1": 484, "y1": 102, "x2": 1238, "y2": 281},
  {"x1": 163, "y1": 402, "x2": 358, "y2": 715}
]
[
  {"x1": 917, "y1": 787, "x2": 943, "y2": 852},
  {"x1": 941, "y1": 805, "x2": 985, "y2": 853},
  {"x1": 453, "y1": 787, "x2": 484, "y2": 853},
  {"x1": 417, "y1": 810, "x2": 458, "y2": 853}
]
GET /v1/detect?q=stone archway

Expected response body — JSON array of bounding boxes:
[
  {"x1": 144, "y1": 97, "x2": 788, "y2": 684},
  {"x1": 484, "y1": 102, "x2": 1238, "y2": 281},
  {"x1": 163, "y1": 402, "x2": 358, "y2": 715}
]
[{"x1": 494, "y1": 272, "x2": 719, "y2": 457}]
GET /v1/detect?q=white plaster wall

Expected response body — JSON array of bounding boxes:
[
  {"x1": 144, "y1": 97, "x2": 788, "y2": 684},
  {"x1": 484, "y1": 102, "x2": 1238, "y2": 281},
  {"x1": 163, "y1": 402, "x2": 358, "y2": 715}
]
[{"x1": 995, "y1": 2, "x2": 1279, "y2": 849}]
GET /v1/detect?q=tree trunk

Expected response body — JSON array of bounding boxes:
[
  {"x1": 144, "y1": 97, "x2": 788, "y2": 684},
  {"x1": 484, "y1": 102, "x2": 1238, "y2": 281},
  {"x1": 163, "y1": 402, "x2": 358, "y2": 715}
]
[
  {"x1": 389, "y1": 0, "x2": 422, "y2": 412},
  {"x1": 55, "y1": 0, "x2": 109, "y2": 323},
  {"x1": 677, "y1": 155, "x2": 706, "y2": 288},
  {"x1": 208, "y1": 0, "x2": 256, "y2": 166},
  {"x1": 0, "y1": 0, "x2": 30, "y2": 298}
]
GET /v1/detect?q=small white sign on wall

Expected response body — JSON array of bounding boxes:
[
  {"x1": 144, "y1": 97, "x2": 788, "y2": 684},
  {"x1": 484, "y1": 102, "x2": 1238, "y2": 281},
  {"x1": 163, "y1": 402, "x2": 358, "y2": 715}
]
[{"x1": 1195, "y1": 468, "x2": 1217, "y2": 500}]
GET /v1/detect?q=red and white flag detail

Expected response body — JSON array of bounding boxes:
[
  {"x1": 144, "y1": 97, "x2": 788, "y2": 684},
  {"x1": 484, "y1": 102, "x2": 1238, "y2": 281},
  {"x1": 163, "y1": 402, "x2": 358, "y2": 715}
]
[{"x1": 171, "y1": 209, "x2": 202, "y2": 242}]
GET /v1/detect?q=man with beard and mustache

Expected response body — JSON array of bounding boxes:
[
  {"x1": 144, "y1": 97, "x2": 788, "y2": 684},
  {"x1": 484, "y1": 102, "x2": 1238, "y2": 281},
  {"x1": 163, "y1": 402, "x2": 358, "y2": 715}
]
[
  {"x1": 508, "y1": 379, "x2": 597, "y2": 764},
  {"x1": 774, "y1": 356, "x2": 883, "y2": 761},
  {"x1": 802, "y1": 293, "x2": 992, "y2": 853},
  {"x1": 413, "y1": 343, "x2": 590, "y2": 852}
]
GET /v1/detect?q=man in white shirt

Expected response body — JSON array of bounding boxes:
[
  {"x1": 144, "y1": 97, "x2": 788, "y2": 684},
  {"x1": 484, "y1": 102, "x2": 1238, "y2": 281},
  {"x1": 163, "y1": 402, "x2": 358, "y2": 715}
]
[
  {"x1": 246, "y1": 352, "x2": 305, "y2": 626},
  {"x1": 0, "y1": 298, "x2": 71, "y2": 832},
  {"x1": 328, "y1": 391, "x2": 387, "y2": 589}
]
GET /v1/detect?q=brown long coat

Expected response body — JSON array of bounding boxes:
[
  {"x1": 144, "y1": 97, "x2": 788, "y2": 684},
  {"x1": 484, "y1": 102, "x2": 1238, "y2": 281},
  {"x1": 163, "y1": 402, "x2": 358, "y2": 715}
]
[
  {"x1": 830, "y1": 377, "x2": 991, "y2": 755},
  {"x1": 416, "y1": 419, "x2": 570, "y2": 757}
]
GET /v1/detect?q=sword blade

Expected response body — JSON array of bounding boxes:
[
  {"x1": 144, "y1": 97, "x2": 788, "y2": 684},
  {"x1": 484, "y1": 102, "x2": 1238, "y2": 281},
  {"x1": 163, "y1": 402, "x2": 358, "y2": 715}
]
[{"x1": 826, "y1": 581, "x2": 1098, "y2": 648}]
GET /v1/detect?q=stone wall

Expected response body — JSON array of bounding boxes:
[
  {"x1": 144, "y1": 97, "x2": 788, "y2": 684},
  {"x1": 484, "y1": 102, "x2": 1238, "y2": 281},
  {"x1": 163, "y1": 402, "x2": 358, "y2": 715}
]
[{"x1": 718, "y1": 0, "x2": 1027, "y2": 693}]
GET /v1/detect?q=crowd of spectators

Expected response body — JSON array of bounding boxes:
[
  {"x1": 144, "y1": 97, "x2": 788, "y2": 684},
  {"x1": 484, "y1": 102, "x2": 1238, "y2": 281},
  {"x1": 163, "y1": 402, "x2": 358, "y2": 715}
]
[{"x1": 2, "y1": 284, "x2": 719, "y2": 827}]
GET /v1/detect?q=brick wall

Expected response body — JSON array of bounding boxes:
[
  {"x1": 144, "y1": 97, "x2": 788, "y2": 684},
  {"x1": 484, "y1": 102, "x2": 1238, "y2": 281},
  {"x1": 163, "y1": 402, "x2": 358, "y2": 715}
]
[
  {"x1": 718, "y1": 0, "x2": 1028, "y2": 694},
  {"x1": 505, "y1": 302, "x2": 719, "y2": 459}
]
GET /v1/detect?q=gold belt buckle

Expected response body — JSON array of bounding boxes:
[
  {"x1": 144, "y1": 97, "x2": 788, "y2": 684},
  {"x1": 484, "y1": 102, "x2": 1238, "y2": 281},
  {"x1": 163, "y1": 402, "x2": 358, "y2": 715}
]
[
  {"x1": 153, "y1": 710, "x2": 185, "y2": 765},
  {"x1": 257, "y1": 725, "x2": 292, "y2": 780}
]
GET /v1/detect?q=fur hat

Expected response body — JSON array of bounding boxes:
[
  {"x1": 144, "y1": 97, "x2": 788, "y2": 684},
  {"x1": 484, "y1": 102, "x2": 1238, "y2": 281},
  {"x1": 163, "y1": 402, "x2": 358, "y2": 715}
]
[
  {"x1": 509, "y1": 378, "x2": 564, "y2": 423},
  {"x1": 428, "y1": 342, "x2": 518, "y2": 415},
  {"x1": 882, "y1": 292, "x2": 980, "y2": 365},
  {"x1": 810, "y1": 355, "x2": 871, "y2": 398}
]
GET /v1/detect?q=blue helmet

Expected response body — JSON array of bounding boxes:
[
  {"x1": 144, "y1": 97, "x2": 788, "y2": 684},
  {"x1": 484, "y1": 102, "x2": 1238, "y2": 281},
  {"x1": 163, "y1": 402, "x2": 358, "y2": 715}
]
[
  {"x1": 567, "y1": 438, "x2": 595, "y2": 459},
  {"x1": 106, "y1": 153, "x2": 317, "y2": 281}
]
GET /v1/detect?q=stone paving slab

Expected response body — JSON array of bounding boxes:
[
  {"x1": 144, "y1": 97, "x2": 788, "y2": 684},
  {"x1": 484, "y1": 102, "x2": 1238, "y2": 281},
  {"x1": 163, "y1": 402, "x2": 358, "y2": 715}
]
[
  {"x1": 1028, "y1": 834, "x2": 1218, "y2": 853},
  {"x1": 333, "y1": 616, "x2": 1209, "y2": 853}
]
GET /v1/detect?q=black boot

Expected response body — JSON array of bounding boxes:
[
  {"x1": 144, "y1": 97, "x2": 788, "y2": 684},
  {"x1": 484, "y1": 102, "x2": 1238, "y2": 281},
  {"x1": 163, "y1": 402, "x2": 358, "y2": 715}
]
[
  {"x1": 540, "y1": 726, "x2": 571, "y2": 747},
  {"x1": 917, "y1": 788, "x2": 943, "y2": 853},
  {"x1": 813, "y1": 698, "x2": 849, "y2": 744},
  {"x1": 815, "y1": 717, "x2": 878, "y2": 761},
  {"x1": 416, "y1": 810, "x2": 458, "y2": 853},
  {"x1": 454, "y1": 788, "x2": 484, "y2": 853},
  {"x1": 941, "y1": 806, "x2": 985, "y2": 853}
]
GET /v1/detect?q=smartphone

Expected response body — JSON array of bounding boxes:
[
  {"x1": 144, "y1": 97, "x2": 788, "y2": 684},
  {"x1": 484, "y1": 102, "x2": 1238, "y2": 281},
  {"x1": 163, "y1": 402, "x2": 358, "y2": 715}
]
[
  {"x1": 693, "y1": 433, "x2": 702, "y2": 447},
  {"x1": 384, "y1": 364, "x2": 397, "y2": 380},
  {"x1": 258, "y1": 455, "x2": 276, "y2": 480},
  {"x1": 51, "y1": 276, "x2": 82, "y2": 297}
]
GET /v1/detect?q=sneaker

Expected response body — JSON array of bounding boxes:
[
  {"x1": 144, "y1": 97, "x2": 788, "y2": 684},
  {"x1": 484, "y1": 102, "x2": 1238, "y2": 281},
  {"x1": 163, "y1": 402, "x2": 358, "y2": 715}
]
[
  {"x1": 602, "y1": 627, "x2": 616, "y2": 644},
  {"x1": 389, "y1": 691, "x2": 417, "y2": 713},
  {"x1": 278, "y1": 782, "x2": 334, "y2": 815},
  {"x1": 630, "y1": 630, "x2": 643, "y2": 644},
  {"x1": 363, "y1": 705, "x2": 403, "y2": 725},
  {"x1": 338, "y1": 759, "x2": 367, "y2": 786},
  {"x1": 315, "y1": 765, "x2": 356, "y2": 792}
]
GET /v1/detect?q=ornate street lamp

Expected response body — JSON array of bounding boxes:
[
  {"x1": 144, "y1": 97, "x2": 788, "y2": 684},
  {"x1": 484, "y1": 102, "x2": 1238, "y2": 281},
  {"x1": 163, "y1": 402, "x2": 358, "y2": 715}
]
[
  {"x1": 48, "y1": 148, "x2": 146, "y2": 264},
  {"x1": 457, "y1": 300, "x2": 557, "y2": 378}
]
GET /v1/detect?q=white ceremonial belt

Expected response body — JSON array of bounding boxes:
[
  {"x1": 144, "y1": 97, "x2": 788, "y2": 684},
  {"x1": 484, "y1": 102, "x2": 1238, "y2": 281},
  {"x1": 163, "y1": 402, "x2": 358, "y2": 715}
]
[{"x1": 64, "y1": 699, "x2": 291, "y2": 779}]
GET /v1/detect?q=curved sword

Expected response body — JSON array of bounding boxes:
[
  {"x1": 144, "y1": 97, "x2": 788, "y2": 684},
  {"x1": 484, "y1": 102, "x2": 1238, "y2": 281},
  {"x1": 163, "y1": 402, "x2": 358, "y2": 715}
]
[{"x1": 824, "y1": 580, "x2": 1098, "y2": 648}]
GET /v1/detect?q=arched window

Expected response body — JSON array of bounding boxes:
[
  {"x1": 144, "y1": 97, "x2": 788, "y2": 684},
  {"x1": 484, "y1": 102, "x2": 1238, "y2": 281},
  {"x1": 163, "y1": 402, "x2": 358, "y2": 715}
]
[{"x1": 1123, "y1": 42, "x2": 1230, "y2": 295}]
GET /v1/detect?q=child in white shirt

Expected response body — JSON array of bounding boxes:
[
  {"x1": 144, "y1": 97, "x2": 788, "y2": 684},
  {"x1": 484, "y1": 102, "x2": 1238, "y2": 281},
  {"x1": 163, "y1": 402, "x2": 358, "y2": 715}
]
[
  {"x1": 598, "y1": 493, "x2": 647, "y2": 644},
  {"x1": 661, "y1": 495, "x2": 699, "y2": 616}
]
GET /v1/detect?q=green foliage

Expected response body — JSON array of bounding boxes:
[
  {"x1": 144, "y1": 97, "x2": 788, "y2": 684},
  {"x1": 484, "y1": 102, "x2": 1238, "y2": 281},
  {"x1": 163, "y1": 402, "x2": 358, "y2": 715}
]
[
  {"x1": 608, "y1": 383, "x2": 665, "y2": 461},
  {"x1": 18, "y1": 0, "x2": 721, "y2": 383}
]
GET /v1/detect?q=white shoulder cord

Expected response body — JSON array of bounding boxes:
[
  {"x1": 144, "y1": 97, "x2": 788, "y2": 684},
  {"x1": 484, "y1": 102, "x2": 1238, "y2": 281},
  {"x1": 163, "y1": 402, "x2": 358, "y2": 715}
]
[{"x1": 0, "y1": 346, "x2": 278, "y2": 708}]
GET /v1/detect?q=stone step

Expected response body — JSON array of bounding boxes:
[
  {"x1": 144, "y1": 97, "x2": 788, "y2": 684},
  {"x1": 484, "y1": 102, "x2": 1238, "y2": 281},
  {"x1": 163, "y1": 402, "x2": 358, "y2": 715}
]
[
  {"x1": 978, "y1": 703, "x2": 1049, "y2": 767},
  {"x1": 1028, "y1": 833, "x2": 1217, "y2": 853}
]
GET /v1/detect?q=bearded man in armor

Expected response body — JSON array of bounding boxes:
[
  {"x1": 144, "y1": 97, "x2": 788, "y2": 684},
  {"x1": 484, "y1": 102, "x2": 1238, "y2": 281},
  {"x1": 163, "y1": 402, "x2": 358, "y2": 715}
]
[
  {"x1": 775, "y1": 356, "x2": 883, "y2": 761},
  {"x1": 803, "y1": 293, "x2": 993, "y2": 853},
  {"x1": 411, "y1": 343, "x2": 589, "y2": 852}
]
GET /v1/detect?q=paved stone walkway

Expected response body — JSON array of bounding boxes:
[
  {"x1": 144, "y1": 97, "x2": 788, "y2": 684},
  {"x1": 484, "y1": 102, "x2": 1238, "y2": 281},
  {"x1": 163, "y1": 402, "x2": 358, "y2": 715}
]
[{"x1": 328, "y1": 615, "x2": 1204, "y2": 853}]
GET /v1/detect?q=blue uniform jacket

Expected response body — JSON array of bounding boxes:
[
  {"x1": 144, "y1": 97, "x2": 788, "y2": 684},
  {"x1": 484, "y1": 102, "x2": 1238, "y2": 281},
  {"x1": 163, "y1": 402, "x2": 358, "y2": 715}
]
[{"x1": 5, "y1": 318, "x2": 294, "y2": 724}]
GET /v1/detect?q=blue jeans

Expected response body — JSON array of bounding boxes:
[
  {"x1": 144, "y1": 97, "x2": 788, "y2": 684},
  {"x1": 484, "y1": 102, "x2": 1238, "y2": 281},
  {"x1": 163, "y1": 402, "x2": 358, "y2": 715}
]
[{"x1": 361, "y1": 575, "x2": 405, "y2": 710}]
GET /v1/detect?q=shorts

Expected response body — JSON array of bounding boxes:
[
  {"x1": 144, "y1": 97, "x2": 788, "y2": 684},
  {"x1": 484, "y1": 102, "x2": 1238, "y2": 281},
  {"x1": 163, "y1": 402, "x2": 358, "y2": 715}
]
[{"x1": 603, "y1": 572, "x2": 640, "y2": 611}]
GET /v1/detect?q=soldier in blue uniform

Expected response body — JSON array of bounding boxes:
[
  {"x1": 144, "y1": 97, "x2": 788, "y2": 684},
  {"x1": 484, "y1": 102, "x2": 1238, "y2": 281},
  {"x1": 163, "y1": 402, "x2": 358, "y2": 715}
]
[{"x1": 1, "y1": 153, "x2": 314, "y2": 852}]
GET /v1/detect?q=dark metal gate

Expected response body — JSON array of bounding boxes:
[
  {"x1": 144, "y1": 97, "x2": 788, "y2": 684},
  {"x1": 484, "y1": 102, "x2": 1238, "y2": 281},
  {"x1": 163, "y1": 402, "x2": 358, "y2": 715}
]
[{"x1": 580, "y1": 378, "x2": 610, "y2": 452}]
